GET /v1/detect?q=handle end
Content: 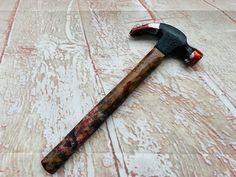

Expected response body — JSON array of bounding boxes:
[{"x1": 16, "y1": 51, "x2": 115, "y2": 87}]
[
  {"x1": 41, "y1": 130, "x2": 78, "y2": 174},
  {"x1": 41, "y1": 150, "x2": 64, "y2": 174}
]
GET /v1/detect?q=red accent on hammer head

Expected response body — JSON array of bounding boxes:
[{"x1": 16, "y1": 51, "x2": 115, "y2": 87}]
[
  {"x1": 185, "y1": 49, "x2": 203, "y2": 66},
  {"x1": 130, "y1": 24, "x2": 152, "y2": 37},
  {"x1": 130, "y1": 23, "x2": 159, "y2": 37},
  {"x1": 190, "y1": 49, "x2": 203, "y2": 66}
]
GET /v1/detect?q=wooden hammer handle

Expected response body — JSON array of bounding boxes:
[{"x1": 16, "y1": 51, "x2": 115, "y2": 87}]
[{"x1": 41, "y1": 48, "x2": 165, "y2": 174}]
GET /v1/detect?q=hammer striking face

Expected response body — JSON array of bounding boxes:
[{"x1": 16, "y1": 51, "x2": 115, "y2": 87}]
[{"x1": 41, "y1": 23, "x2": 203, "y2": 174}]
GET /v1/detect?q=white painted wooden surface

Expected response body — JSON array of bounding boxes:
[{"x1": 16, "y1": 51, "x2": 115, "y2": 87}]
[{"x1": 0, "y1": 0, "x2": 236, "y2": 176}]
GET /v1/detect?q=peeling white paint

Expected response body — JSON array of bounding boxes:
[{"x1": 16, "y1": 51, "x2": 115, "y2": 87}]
[{"x1": 126, "y1": 154, "x2": 177, "y2": 177}]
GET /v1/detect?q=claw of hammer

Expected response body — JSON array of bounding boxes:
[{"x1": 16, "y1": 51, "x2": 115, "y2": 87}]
[{"x1": 130, "y1": 23, "x2": 160, "y2": 36}]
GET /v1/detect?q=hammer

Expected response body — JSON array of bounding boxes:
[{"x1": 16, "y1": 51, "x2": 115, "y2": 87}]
[{"x1": 41, "y1": 23, "x2": 203, "y2": 174}]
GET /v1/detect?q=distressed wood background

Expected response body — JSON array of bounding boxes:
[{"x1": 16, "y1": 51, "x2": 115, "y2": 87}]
[{"x1": 0, "y1": 0, "x2": 236, "y2": 176}]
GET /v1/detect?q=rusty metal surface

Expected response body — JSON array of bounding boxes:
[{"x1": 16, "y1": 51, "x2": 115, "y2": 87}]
[{"x1": 0, "y1": 0, "x2": 236, "y2": 176}]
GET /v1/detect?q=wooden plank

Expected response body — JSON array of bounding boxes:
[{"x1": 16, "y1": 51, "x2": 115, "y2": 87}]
[
  {"x1": 0, "y1": 0, "x2": 21, "y2": 62},
  {"x1": 0, "y1": 0, "x2": 119, "y2": 176}
]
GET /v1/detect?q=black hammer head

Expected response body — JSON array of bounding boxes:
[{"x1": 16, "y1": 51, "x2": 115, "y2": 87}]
[{"x1": 130, "y1": 23, "x2": 203, "y2": 66}]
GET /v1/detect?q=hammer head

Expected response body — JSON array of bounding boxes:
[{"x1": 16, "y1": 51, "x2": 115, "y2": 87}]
[{"x1": 130, "y1": 23, "x2": 203, "y2": 66}]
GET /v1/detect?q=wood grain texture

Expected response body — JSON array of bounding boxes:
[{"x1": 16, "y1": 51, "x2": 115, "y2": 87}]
[{"x1": 0, "y1": 0, "x2": 236, "y2": 176}]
